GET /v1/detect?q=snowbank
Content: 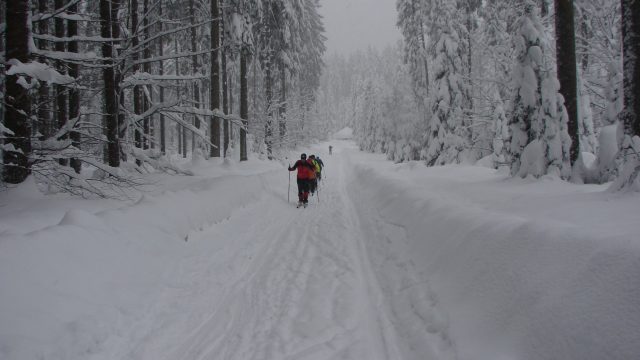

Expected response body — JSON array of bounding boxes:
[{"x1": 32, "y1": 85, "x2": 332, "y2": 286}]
[
  {"x1": 346, "y1": 149, "x2": 640, "y2": 360},
  {"x1": 0, "y1": 158, "x2": 282, "y2": 360}
]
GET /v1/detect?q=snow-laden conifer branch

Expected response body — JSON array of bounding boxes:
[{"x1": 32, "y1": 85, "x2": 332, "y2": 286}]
[
  {"x1": 32, "y1": 0, "x2": 82, "y2": 22},
  {"x1": 32, "y1": 34, "x2": 123, "y2": 43}
]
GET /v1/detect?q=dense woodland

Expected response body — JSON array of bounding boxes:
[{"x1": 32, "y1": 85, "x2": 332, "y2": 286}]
[
  {"x1": 1, "y1": 0, "x2": 640, "y2": 195},
  {"x1": 1, "y1": 0, "x2": 326, "y2": 196},
  {"x1": 320, "y1": 0, "x2": 639, "y2": 190}
]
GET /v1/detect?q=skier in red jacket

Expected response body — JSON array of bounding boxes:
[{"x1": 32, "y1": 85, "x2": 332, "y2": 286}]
[{"x1": 288, "y1": 153, "x2": 315, "y2": 207}]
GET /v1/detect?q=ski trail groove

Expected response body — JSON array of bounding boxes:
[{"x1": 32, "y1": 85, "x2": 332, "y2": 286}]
[{"x1": 117, "y1": 148, "x2": 447, "y2": 360}]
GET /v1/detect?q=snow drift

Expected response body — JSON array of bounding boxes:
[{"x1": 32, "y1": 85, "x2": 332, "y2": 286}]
[{"x1": 345, "y1": 149, "x2": 640, "y2": 360}]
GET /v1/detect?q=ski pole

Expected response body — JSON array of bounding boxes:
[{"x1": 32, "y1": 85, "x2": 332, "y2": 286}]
[{"x1": 287, "y1": 165, "x2": 291, "y2": 203}]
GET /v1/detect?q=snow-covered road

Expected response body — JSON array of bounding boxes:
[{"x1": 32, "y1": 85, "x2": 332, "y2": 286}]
[
  {"x1": 103, "y1": 145, "x2": 449, "y2": 360},
  {"x1": 2, "y1": 141, "x2": 639, "y2": 360}
]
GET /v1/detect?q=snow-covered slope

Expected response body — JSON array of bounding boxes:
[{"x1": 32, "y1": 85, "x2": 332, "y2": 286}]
[
  {"x1": 344, "y1": 142, "x2": 640, "y2": 360},
  {"x1": 1, "y1": 142, "x2": 638, "y2": 360}
]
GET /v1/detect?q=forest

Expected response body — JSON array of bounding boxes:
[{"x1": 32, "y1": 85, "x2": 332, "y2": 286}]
[
  {"x1": 2, "y1": 1, "x2": 640, "y2": 359},
  {"x1": 1, "y1": 0, "x2": 326, "y2": 197},
  {"x1": 1, "y1": 0, "x2": 639, "y2": 195},
  {"x1": 320, "y1": 0, "x2": 639, "y2": 190}
]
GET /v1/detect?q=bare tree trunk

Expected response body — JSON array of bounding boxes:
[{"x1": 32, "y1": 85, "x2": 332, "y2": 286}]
[
  {"x1": 158, "y1": 0, "x2": 166, "y2": 154},
  {"x1": 222, "y1": 48, "x2": 230, "y2": 157},
  {"x1": 221, "y1": 4, "x2": 230, "y2": 158},
  {"x1": 210, "y1": 0, "x2": 221, "y2": 157},
  {"x1": 554, "y1": 0, "x2": 579, "y2": 165},
  {"x1": 131, "y1": 0, "x2": 142, "y2": 164},
  {"x1": 68, "y1": 2, "x2": 81, "y2": 173},
  {"x1": 55, "y1": 0, "x2": 68, "y2": 166},
  {"x1": 100, "y1": 0, "x2": 120, "y2": 167},
  {"x1": 143, "y1": 0, "x2": 151, "y2": 150},
  {"x1": 265, "y1": 64, "x2": 273, "y2": 158},
  {"x1": 189, "y1": 0, "x2": 201, "y2": 154},
  {"x1": 37, "y1": 0, "x2": 52, "y2": 139},
  {"x1": 3, "y1": 0, "x2": 32, "y2": 183},
  {"x1": 240, "y1": 48, "x2": 248, "y2": 161},
  {"x1": 111, "y1": 0, "x2": 126, "y2": 161},
  {"x1": 279, "y1": 60, "x2": 286, "y2": 141},
  {"x1": 620, "y1": 0, "x2": 640, "y2": 138}
]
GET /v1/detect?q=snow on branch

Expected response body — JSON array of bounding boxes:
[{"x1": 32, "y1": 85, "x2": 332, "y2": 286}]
[
  {"x1": 120, "y1": 73, "x2": 208, "y2": 88},
  {"x1": 32, "y1": 34, "x2": 122, "y2": 43},
  {"x1": 32, "y1": 0, "x2": 82, "y2": 22},
  {"x1": 129, "y1": 19, "x2": 216, "y2": 55},
  {"x1": 33, "y1": 49, "x2": 107, "y2": 63},
  {"x1": 6, "y1": 59, "x2": 75, "y2": 85}
]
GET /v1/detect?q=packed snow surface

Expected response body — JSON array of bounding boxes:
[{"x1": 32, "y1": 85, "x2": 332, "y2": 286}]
[
  {"x1": 333, "y1": 127, "x2": 353, "y2": 140},
  {"x1": 1, "y1": 142, "x2": 639, "y2": 360}
]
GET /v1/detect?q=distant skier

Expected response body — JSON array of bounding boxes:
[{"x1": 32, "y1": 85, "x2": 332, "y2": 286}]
[
  {"x1": 329, "y1": 145, "x2": 333, "y2": 155},
  {"x1": 288, "y1": 153, "x2": 315, "y2": 207}
]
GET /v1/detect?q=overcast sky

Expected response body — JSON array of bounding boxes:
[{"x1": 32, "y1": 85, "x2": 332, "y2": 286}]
[{"x1": 318, "y1": 0, "x2": 401, "y2": 56}]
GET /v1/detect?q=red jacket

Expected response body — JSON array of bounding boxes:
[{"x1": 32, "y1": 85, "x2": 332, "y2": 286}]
[{"x1": 289, "y1": 159, "x2": 315, "y2": 179}]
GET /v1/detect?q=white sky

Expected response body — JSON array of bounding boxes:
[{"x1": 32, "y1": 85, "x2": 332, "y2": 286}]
[{"x1": 318, "y1": 0, "x2": 401, "y2": 56}]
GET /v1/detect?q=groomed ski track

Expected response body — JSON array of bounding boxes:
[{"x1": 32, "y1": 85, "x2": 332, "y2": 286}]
[{"x1": 108, "y1": 143, "x2": 453, "y2": 360}]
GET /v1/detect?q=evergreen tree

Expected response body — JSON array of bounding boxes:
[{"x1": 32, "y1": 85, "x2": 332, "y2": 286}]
[
  {"x1": 423, "y1": 0, "x2": 472, "y2": 165},
  {"x1": 508, "y1": 1, "x2": 570, "y2": 178}
]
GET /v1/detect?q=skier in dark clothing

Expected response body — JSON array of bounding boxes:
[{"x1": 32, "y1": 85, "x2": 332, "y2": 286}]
[
  {"x1": 308, "y1": 155, "x2": 321, "y2": 194},
  {"x1": 288, "y1": 153, "x2": 315, "y2": 207},
  {"x1": 315, "y1": 156, "x2": 324, "y2": 180}
]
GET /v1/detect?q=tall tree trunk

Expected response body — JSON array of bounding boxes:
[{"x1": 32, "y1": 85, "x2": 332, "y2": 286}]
[
  {"x1": 111, "y1": 0, "x2": 126, "y2": 161},
  {"x1": 210, "y1": 0, "x2": 221, "y2": 157},
  {"x1": 240, "y1": 48, "x2": 248, "y2": 161},
  {"x1": 279, "y1": 60, "x2": 286, "y2": 140},
  {"x1": 265, "y1": 64, "x2": 273, "y2": 158},
  {"x1": 620, "y1": 0, "x2": 640, "y2": 139},
  {"x1": 37, "y1": 0, "x2": 52, "y2": 139},
  {"x1": 143, "y1": 0, "x2": 151, "y2": 150},
  {"x1": 221, "y1": 3, "x2": 229, "y2": 158},
  {"x1": 554, "y1": 0, "x2": 579, "y2": 165},
  {"x1": 158, "y1": 0, "x2": 166, "y2": 154},
  {"x1": 54, "y1": 0, "x2": 68, "y2": 166},
  {"x1": 68, "y1": 2, "x2": 81, "y2": 173},
  {"x1": 132, "y1": 0, "x2": 142, "y2": 164},
  {"x1": 100, "y1": 0, "x2": 120, "y2": 167},
  {"x1": 222, "y1": 43, "x2": 230, "y2": 157},
  {"x1": 3, "y1": 0, "x2": 32, "y2": 183},
  {"x1": 190, "y1": 0, "x2": 201, "y2": 153},
  {"x1": 175, "y1": 38, "x2": 188, "y2": 158}
]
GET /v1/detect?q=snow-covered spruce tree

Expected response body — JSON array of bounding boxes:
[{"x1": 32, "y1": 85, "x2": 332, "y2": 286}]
[
  {"x1": 573, "y1": 0, "x2": 622, "y2": 183},
  {"x1": 396, "y1": 0, "x2": 430, "y2": 107},
  {"x1": 508, "y1": 1, "x2": 570, "y2": 178},
  {"x1": 291, "y1": 0, "x2": 326, "y2": 143},
  {"x1": 492, "y1": 93, "x2": 510, "y2": 170},
  {"x1": 423, "y1": 0, "x2": 472, "y2": 166},
  {"x1": 475, "y1": 0, "x2": 517, "y2": 169},
  {"x1": 3, "y1": 0, "x2": 32, "y2": 184},
  {"x1": 611, "y1": 0, "x2": 640, "y2": 191}
]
